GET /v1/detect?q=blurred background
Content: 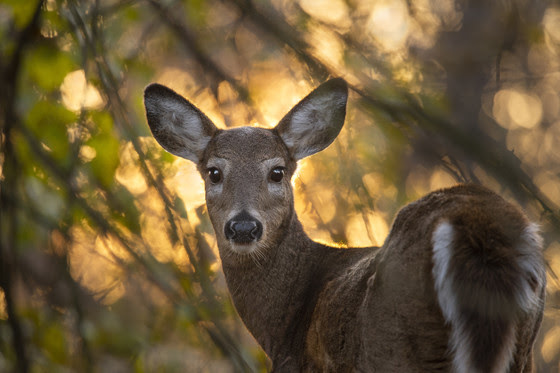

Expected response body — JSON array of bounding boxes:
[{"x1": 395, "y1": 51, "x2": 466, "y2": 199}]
[{"x1": 1, "y1": 0, "x2": 559, "y2": 371}]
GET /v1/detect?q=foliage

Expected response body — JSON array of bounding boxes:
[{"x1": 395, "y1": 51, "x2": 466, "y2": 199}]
[{"x1": 0, "y1": 0, "x2": 559, "y2": 371}]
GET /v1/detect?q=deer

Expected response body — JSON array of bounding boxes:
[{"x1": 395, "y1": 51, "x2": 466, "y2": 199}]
[{"x1": 143, "y1": 78, "x2": 546, "y2": 372}]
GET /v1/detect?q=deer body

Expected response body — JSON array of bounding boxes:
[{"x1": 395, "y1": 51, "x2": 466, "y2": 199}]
[{"x1": 144, "y1": 79, "x2": 546, "y2": 372}]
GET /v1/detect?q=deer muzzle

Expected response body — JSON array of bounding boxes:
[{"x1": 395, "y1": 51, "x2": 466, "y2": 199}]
[{"x1": 225, "y1": 211, "x2": 263, "y2": 244}]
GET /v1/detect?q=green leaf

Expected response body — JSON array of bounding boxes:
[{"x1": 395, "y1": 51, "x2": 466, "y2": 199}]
[
  {"x1": 3, "y1": 0, "x2": 37, "y2": 28},
  {"x1": 11, "y1": 131, "x2": 35, "y2": 177},
  {"x1": 161, "y1": 150, "x2": 175, "y2": 164},
  {"x1": 112, "y1": 184, "x2": 141, "y2": 234},
  {"x1": 87, "y1": 135, "x2": 120, "y2": 189},
  {"x1": 24, "y1": 44, "x2": 75, "y2": 91},
  {"x1": 25, "y1": 100, "x2": 77, "y2": 166},
  {"x1": 195, "y1": 206, "x2": 213, "y2": 234},
  {"x1": 174, "y1": 196, "x2": 188, "y2": 219},
  {"x1": 91, "y1": 111, "x2": 114, "y2": 134},
  {"x1": 41, "y1": 324, "x2": 68, "y2": 364},
  {"x1": 87, "y1": 112, "x2": 120, "y2": 188}
]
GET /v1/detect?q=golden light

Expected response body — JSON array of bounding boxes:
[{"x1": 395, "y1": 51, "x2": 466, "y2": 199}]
[
  {"x1": 535, "y1": 172, "x2": 560, "y2": 212},
  {"x1": 507, "y1": 91, "x2": 542, "y2": 129},
  {"x1": 542, "y1": 325, "x2": 560, "y2": 363},
  {"x1": 362, "y1": 172, "x2": 381, "y2": 196},
  {"x1": 115, "y1": 141, "x2": 148, "y2": 195},
  {"x1": 346, "y1": 212, "x2": 389, "y2": 247},
  {"x1": 292, "y1": 158, "x2": 314, "y2": 188},
  {"x1": 0, "y1": 289, "x2": 6, "y2": 319},
  {"x1": 492, "y1": 89, "x2": 543, "y2": 129},
  {"x1": 311, "y1": 187, "x2": 337, "y2": 223},
  {"x1": 249, "y1": 71, "x2": 312, "y2": 127},
  {"x1": 299, "y1": 0, "x2": 350, "y2": 27},
  {"x1": 156, "y1": 68, "x2": 224, "y2": 128},
  {"x1": 234, "y1": 25, "x2": 264, "y2": 60},
  {"x1": 217, "y1": 81, "x2": 251, "y2": 126},
  {"x1": 169, "y1": 159, "x2": 206, "y2": 225},
  {"x1": 69, "y1": 228, "x2": 126, "y2": 304},
  {"x1": 60, "y1": 70, "x2": 104, "y2": 112},
  {"x1": 141, "y1": 207, "x2": 175, "y2": 262},
  {"x1": 429, "y1": 169, "x2": 457, "y2": 190},
  {"x1": 307, "y1": 25, "x2": 345, "y2": 72},
  {"x1": 367, "y1": 0, "x2": 411, "y2": 51},
  {"x1": 405, "y1": 165, "x2": 431, "y2": 198},
  {"x1": 155, "y1": 67, "x2": 194, "y2": 96},
  {"x1": 543, "y1": 7, "x2": 560, "y2": 47},
  {"x1": 542, "y1": 241, "x2": 560, "y2": 363},
  {"x1": 78, "y1": 144, "x2": 96, "y2": 163},
  {"x1": 539, "y1": 123, "x2": 560, "y2": 166}
]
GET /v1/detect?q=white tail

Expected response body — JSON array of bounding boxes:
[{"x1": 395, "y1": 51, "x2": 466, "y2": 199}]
[{"x1": 144, "y1": 79, "x2": 546, "y2": 372}]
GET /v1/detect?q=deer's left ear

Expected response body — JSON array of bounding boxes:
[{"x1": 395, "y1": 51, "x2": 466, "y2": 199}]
[{"x1": 274, "y1": 78, "x2": 348, "y2": 161}]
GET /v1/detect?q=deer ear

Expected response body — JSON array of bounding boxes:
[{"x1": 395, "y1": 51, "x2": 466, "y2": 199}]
[
  {"x1": 275, "y1": 78, "x2": 348, "y2": 161},
  {"x1": 144, "y1": 84, "x2": 218, "y2": 163}
]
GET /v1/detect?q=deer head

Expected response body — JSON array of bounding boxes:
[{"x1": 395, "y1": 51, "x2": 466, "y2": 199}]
[{"x1": 144, "y1": 79, "x2": 347, "y2": 260}]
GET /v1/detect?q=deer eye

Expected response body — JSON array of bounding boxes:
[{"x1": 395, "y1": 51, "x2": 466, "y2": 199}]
[
  {"x1": 269, "y1": 167, "x2": 285, "y2": 183},
  {"x1": 207, "y1": 167, "x2": 222, "y2": 184}
]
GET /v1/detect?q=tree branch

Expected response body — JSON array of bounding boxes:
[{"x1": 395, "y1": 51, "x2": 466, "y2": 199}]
[{"x1": 0, "y1": 2, "x2": 45, "y2": 372}]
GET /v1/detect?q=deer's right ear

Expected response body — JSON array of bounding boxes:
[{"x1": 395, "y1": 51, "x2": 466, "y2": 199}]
[{"x1": 144, "y1": 83, "x2": 218, "y2": 163}]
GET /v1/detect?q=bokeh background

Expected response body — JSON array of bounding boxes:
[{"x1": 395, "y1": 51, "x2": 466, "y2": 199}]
[{"x1": 1, "y1": 0, "x2": 559, "y2": 371}]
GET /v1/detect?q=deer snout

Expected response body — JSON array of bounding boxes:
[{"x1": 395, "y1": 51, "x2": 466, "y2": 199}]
[{"x1": 225, "y1": 211, "x2": 263, "y2": 244}]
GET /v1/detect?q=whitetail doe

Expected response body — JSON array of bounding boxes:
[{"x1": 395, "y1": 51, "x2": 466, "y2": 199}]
[{"x1": 144, "y1": 79, "x2": 546, "y2": 372}]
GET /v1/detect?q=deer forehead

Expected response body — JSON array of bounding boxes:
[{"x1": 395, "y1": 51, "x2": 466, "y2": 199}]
[{"x1": 203, "y1": 126, "x2": 291, "y2": 165}]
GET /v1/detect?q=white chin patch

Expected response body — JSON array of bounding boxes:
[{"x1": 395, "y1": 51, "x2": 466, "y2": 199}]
[{"x1": 230, "y1": 242, "x2": 258, "y2": 255}]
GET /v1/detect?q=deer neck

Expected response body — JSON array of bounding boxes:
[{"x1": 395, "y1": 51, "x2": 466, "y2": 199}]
[{"x1": 220, "y1": 214, "x2": 322, "y2": 362}]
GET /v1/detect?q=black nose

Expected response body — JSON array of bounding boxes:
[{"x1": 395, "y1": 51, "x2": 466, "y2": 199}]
[{"x1": 225, "y1": 211, "x2": 263, "y2": 244}]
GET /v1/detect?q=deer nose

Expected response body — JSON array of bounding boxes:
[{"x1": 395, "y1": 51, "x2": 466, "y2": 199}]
[{"x1": 225, "y1": 211, "x2": 263, "y2": 244}]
